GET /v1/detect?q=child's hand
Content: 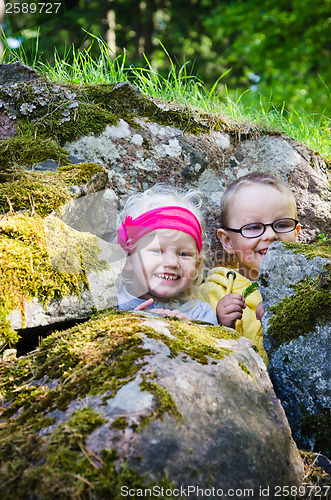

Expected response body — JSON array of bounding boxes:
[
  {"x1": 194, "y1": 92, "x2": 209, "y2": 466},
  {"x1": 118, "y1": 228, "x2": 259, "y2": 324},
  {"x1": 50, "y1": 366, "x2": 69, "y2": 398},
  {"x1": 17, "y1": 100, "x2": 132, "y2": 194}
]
[
  {"x1": 216, "y1": 294, "x2": 246, "y2": 329},
  {"x1": 255, "y1": 301, "x2": 264, "y2": 321},
  {"x1": 134, "y1": 300, "x2": 189, "y2": 321},
  {"x1": 149, "y1": 308, "x2": 190, "y2": 321}
]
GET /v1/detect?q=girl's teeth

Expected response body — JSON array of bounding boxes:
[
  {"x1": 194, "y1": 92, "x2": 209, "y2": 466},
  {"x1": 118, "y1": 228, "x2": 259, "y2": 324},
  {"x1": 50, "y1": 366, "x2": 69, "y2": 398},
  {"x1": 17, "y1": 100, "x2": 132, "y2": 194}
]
[{"x1": 156, "y1": 274, "x2": 178, "y2": 281}]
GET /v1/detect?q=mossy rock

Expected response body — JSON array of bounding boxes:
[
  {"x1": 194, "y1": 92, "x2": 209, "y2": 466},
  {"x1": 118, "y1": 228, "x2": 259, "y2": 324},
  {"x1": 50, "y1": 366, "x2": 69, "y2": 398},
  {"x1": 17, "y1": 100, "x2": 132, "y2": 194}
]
[
  {"x1": 0, "y1": 311, "x2": 304, "y2": 499},
  {"x1": 259, "y1": 241, "x2": 331, "y2": 455},
  {"x1": 0, "y1": 73, "x2": 239, "y2": 173},
  {"x1": 0, "y1": 163, "x2": 107, "y2": 216},
  {"x1": 0, "y1": 213, "x2": 112, "y2": 350}
]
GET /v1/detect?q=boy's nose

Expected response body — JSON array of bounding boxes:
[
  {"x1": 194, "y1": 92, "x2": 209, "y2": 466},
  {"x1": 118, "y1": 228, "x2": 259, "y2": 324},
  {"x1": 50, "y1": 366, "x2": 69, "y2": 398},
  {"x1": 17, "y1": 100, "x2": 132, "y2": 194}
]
[{"x1": 262, "y1": 225, "x2": 279, "y2": 240}]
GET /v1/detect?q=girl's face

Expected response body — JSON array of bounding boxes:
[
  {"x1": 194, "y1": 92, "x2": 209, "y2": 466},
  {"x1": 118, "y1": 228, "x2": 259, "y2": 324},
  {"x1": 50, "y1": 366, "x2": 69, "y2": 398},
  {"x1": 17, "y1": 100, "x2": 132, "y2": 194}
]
[
  {"x1": 218, "y1": 184, "x2": 301, "y2": 280},
  {"x1": 124, "y1": 229, "x2": 201, "y2": 300}
]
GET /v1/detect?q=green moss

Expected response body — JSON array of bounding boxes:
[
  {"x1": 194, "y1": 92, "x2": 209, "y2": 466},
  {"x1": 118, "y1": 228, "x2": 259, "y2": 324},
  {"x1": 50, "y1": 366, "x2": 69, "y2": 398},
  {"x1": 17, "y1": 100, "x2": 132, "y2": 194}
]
[
  {"x1": 0, "y1": 213, "x2": 109, "y2": 350},
  {"x1": 37, "y1": 102, "x2": 118, "y2": 145},
  {"x1": 76, "y1": 82, "x2": 228, "y2": 135},
  {"x1": 0, "y1": 406, "x2": 178, "y2": 500},
  {"x1": 57, "y1": 162, "x2": 106, "y2": 186},
  {"x1": 0, "y1": 308, "x2": 240, "y2": 498},
  {"x1": 301, "y1": 409, "x2": 331, "y2": 456},
  {"x1": 267, "y1": 264, "x2": 331, "y2": 345},
  {"x1": 111, "y1": 416, "x2": 129, "y2": 430},
  {"x1": 0, "y1": 169, "x2": 72, "y2": 216},
  {"x1": 0, "y1": 132, "x2": 69, "y2": 170},
  {"x1": 140, "y1": 375, "x2": 182, "y2": 426},
  {"x1": 283, "y1": 240, "x2": 331, "y2": 260},
  {"x1": 1, "y1": 310, "x2": 236, "y2": 418},
  {"x1": 238, "y1": 362, "x2": 255, "y2": 382},
  {"x1": 0, "y1": 163, "x2": 107, "y2": 216},
  {"x1": 147, "y1": 319, "x2": 237, "y2": 364}
]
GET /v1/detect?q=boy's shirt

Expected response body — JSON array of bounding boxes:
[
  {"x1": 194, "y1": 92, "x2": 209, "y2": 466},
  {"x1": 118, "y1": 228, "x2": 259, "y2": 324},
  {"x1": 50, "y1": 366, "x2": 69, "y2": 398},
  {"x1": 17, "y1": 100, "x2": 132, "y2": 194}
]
[{"x1": 199, "y1": 267, "x2": 269, "y2": 367}]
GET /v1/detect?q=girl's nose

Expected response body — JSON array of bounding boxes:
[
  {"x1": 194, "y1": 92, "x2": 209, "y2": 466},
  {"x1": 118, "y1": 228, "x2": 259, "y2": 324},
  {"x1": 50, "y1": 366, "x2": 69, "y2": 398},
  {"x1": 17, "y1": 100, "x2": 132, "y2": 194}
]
[{"x1": 162, "y1": 251, "x2": 179, "y2": 267}]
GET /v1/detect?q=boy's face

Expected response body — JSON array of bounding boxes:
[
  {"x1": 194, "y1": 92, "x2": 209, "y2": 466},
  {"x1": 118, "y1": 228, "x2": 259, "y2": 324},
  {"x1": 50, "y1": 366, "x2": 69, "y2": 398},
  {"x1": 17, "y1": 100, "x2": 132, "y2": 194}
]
[
  {"x1": 124, "y1": 229, "x2": 201, "y2": 300},
  {"x1": 218, "y1": 184, "x2": 301, "y2": 280}
]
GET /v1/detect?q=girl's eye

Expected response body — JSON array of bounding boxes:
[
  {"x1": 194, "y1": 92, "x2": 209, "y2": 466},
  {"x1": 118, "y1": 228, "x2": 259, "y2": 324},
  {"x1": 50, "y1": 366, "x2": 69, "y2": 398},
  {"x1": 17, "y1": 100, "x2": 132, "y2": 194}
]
[
  {"x1": 151, "y1": 248, "x2": 162, "y2": 253},
  {"x1": 179, "y1": 251, "x2": 192, "y2": 257}
]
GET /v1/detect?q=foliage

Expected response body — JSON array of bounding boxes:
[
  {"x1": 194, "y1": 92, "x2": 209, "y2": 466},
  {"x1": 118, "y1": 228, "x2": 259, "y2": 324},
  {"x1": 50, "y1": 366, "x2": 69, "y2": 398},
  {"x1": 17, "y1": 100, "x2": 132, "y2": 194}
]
[
  {"x1": 2, "y1": 0, "x2": 331, "y2": 120},
  {"x1": 242, "y1": 281, "x2": 259, "y2": 299}
]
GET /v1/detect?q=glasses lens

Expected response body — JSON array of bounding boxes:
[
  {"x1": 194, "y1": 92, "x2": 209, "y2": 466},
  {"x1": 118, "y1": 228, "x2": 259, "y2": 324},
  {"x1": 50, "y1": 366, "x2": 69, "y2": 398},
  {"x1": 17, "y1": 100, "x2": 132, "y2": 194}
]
[
  {"x1": 273, "y1": 218, "x2": 296, "y2": 233},
  {"x1": 241, "y1": 223, "x2": 264, "y2": 238}
]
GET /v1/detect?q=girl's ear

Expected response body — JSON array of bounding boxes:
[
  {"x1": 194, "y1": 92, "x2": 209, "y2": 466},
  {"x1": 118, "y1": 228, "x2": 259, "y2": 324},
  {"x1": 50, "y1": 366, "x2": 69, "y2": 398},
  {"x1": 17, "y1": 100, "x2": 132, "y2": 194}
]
[
  {"x1": 124, "y1": 255, "x2": 133, "y2": 271},
  {"x1": 217, "y1": 228, "x2": 236, "y2": 254}
]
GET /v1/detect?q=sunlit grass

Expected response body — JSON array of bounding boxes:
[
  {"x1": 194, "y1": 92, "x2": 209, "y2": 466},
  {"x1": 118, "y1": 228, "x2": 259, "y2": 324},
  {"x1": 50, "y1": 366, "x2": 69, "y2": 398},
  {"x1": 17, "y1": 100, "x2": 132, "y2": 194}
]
[{"x1": 1, "y1": 31, "x2": 330, "y2": 159}]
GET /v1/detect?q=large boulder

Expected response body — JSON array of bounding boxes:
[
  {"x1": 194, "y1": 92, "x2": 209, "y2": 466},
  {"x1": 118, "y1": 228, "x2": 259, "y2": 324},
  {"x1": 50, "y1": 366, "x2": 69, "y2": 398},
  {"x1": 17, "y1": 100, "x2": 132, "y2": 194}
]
[
  {"x1": 259, "y1": 240, "x2": 331, "y2": 455},
  {"x1": 0, "y1": 311, "x2": 304, "y2": 498}
]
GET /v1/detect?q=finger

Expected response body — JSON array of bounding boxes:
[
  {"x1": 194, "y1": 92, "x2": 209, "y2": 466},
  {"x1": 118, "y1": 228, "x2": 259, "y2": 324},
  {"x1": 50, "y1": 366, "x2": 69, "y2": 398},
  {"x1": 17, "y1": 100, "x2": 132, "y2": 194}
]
[
  {"x1": 135, "y1": 298, "x2": 154, "y2": 310},
  {"x1": 226, "y1": 312, "x2": 243, "y2": 323}
]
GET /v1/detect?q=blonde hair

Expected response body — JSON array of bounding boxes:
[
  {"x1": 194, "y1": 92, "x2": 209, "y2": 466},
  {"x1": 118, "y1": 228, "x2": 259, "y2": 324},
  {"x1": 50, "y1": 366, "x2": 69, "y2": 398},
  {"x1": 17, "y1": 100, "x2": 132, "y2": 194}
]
[
  {"x1": 220, "y1": 172, "x2": 298, "y2": 227},
  {"x1": 118, "y1": 183, "x2": 207, "y2": 306}
]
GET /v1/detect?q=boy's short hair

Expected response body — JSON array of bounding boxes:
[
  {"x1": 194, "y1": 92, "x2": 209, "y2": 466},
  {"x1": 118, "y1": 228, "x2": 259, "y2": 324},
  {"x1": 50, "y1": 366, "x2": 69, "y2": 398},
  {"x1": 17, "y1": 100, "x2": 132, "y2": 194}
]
[{"x1": 220, "y1": 171, "x2": 298, "y2": 227}]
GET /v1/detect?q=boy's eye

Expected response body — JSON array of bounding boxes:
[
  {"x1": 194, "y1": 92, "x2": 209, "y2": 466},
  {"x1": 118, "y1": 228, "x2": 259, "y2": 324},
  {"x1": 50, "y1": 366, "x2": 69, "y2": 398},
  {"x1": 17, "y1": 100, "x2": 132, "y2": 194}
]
[
  {"x1": 274, "y1": 220, "x2": 292, "y2": 229},
  {"x1": 246, "y1": 224, "x2": 263, "y2": 231}
]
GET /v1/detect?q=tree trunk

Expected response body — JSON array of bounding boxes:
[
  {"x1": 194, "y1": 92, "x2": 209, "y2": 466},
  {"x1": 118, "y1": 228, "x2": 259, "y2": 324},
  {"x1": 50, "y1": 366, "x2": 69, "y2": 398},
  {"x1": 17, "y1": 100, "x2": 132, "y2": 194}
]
[
  {"x1": 138, "y1": 0, "x2": 155, "y2": 57},
  {"x1": 106, "y1": 8, "x2": 116, "y2": 57},
  {"x1": 99, "y1": 0, "x2": 116, "y2": 58}
]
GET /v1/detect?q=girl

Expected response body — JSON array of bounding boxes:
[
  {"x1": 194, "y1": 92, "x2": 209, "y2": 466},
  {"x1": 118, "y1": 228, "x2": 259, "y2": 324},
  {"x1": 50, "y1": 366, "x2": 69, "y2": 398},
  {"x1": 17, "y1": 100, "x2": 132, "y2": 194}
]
[{"x1": 116, "y1": 184, "x2": 218, "y2": 324}]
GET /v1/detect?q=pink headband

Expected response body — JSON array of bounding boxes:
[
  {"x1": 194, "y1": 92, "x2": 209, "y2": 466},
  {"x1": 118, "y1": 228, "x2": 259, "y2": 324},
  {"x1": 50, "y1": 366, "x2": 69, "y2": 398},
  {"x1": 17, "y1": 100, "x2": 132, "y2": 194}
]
[{"x1": 117, "y1": 206, "x2": 202, "y2": 253}]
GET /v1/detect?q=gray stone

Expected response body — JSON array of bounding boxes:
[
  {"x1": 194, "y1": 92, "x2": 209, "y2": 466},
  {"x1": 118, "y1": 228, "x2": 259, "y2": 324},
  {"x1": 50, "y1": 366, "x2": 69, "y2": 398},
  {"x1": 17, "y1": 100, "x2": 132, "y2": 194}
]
[
  {"x1": 85, "y1": 333, "x2": 304, "y2": 491},
  {"x1": 259, "y1": 241, "x2": 331, "y2": 452},
  {"x1": 0, "y1": 61, "x2": 41, "y2": 84}
]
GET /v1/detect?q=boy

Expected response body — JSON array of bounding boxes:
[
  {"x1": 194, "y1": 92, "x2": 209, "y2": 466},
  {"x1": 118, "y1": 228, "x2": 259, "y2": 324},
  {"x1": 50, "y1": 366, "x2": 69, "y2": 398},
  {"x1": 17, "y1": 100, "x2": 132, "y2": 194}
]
[{"x1": 201, "y1": 172, "x2": 301, "y2": 366}]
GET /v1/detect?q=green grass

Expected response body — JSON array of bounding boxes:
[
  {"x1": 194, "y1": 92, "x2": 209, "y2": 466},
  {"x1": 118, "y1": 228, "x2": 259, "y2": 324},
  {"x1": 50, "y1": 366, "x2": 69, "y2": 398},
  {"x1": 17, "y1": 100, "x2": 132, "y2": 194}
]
[{"x1": 1, "y1": 32, "x2": 330, "y2": 160}]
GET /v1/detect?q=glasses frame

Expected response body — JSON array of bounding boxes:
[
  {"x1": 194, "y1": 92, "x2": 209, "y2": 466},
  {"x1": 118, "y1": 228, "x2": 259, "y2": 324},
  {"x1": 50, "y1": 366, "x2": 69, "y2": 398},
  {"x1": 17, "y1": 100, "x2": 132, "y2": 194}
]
[{"x1": 223, "y1": 218, "x2": 299, "y2": 239}]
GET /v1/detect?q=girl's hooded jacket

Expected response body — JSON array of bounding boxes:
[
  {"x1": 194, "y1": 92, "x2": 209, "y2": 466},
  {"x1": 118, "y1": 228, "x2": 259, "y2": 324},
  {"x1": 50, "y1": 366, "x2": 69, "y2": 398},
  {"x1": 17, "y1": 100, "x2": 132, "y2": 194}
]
[{"x1": 200, "y1": 267, "x2": 269, "y2": 367}]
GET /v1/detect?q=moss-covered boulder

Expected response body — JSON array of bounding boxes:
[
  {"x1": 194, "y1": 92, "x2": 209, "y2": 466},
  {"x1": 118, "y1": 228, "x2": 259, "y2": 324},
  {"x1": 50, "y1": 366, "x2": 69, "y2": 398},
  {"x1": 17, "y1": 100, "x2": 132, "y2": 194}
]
[
  {"x1": 0, "y1": 310, "x2": 304, "y2": 498},
  {"x1": 259, "y1": 240, "x2": 331, "y2": 455},
  {"x1": 0, "y1": 213, "x2": 125, "y2": 350}
]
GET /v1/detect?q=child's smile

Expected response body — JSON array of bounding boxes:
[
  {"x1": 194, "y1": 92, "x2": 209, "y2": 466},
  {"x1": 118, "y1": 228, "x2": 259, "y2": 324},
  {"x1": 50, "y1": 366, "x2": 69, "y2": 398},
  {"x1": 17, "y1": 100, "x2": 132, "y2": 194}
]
[
  {"x1": 125, "y1": 229, "x2": 201, "y2": 300},
  {"x1": 155, "y1": 273, "x2": 180, "y2": 281}
]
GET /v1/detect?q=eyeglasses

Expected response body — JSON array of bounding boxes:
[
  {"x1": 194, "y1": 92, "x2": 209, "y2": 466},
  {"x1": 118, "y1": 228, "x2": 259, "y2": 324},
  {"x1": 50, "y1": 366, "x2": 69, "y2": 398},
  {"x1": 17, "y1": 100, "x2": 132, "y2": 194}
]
[{"x1": 223, "y1": 218, "x2": 299, "y2": 238}]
